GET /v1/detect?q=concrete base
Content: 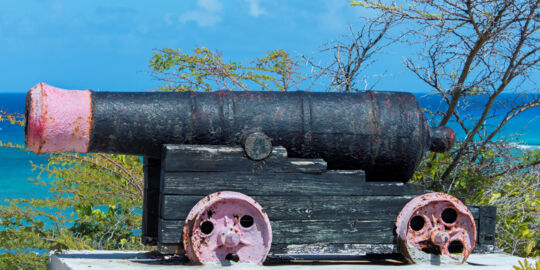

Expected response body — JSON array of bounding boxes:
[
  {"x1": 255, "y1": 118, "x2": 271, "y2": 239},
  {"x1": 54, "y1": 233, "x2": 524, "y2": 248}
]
[{"x1": 49, "y1": 250, "x2": 528, "y2": 270}]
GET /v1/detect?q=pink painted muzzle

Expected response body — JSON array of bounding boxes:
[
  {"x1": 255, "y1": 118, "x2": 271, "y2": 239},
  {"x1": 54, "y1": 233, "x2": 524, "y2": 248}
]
[{"x1": 25, "y1": 83, "x2": 92, "y2": 154}]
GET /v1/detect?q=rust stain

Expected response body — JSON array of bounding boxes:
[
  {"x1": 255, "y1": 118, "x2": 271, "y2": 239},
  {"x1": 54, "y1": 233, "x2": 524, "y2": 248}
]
[{"x1": 396, "y1": 192, "x2": 476, "y2": 263}]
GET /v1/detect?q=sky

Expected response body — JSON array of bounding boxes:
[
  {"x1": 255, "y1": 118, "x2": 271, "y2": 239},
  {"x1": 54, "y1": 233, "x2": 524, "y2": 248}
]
[{"x1": 0, "y1": 0, "x2": 429, "y2": 93}]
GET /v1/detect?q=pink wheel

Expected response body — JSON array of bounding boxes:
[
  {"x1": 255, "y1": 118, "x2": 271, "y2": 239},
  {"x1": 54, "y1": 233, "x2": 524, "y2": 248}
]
[
  {"x1": 396, "y1": 192, "x2": 476, "y2": 263},
  {"x1": 183, "y1": 191, "x2": 272, "y2": 263}
]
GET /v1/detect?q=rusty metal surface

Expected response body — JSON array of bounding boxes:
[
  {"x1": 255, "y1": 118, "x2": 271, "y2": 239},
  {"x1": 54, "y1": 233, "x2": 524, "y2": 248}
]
[
  {"x1": 241, "y1": 132, "x2": 273, "y2": 161},
  {"x1": 88, "y1": 90, "x2": 432, "y2": 182},
  {"x1": 25, "y1": 83, "x2": 456, "y2": 182},
  {"x1": 429, "y1": 126, "x2": 456, "y2": 153},
  {"x1": 183, "y1": 191, "x2": 272, "y2": 263},
  {"x1": 395, "y1": 192, "x2": 476, "y2": 264}
]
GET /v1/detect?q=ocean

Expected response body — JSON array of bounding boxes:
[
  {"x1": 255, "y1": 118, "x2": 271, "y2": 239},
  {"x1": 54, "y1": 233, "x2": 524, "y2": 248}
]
[
  {"x1": 0, "y1": 93, "x2": 49, "y2": 200},
  {"x1": 0, "y1": 92, "x2": 538, "y2": 201}
]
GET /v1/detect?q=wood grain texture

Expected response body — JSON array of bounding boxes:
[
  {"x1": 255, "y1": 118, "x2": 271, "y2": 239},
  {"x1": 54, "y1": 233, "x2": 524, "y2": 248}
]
[
  {"x1": 151, "y1": 145, "x2": 496, "y2": 256},
  {"x1": 163, "y1": 145, "x2": 327, "y2": 174},
  {"x1": 270, "y1": 243, "x2": 398, "y2": 256},
  {"x1": 142, "y1": 157, "x2": 161, "y2": 245},
  {"x1": 477, "y1": 206, "x2": 496, "y2": 248},
  {"x1": 159, "y1": 219, "x2": 395, "y2": 245},
  {"x1": 161, "y1": 195, "x2": 417, "y2": 221},
  {"x1": 160, "y1": 172, "x2": 426, "y2": 196}
]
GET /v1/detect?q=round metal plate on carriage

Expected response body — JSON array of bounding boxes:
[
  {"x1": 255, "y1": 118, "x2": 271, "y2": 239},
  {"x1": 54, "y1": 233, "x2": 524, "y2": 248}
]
[
  {"x1": 242, "y1": 132, "x2": 273, "y2": 161},
  {"x1": 396, "y1": 192, "x2": 476, "y2": 264},
  {"x1": 183, "y1": 191, "x2": 272, "y2": 264}
]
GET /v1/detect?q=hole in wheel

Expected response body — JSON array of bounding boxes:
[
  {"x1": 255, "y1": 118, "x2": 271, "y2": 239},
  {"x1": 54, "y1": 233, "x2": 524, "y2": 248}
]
[
  {"x1": 442, "y1": 208, "x2": 457, "y2": 224},
  {"x1": 200, "y1": 221, "x2": 213, "y2": 234},
  {"x1": 240, "y1": 215, "x2": 254, "y2": 228},
  {"x1": 448, "y1": 240, "x2": 464, "y2": 254},
  {"x1": 410, "y1": 216, "x2": 425, "y2": 231},
  {"x1": 225, "y1": 253, "x2": 239, "y2": 262}
]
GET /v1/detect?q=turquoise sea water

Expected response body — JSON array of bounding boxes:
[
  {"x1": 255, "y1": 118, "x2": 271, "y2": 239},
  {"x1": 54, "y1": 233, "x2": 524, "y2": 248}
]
[
  {"x1": 417, "y1": 93, "x2": 540, "y2": 147},
  {"x1": 0, "y1": 92, "x2": 538, "y2": 201},
  {"x1": 1, "y1": 94, "x2": 50, "y2": 201}
]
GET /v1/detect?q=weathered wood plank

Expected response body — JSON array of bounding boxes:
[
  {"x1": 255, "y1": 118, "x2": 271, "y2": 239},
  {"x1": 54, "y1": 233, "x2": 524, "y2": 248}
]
[
  {"x1": 159, "y1": 244, "x2": 400, "y2": 257},
  {"x1": 157, "y1": 236, "x2": 492, "y2": 256},
  {"x1": 151, "y1": 144, "x2": 497, "y2": 256},
  {"x1": 158, "y1": 218, "x2": 184, "y2": 245},
  {"x1": 163, "y1": 145, "x2": 328, "y2": 174},
  {"x1": 158, "y1": 205, "x2": 494, "y2": 252},
  {"x1": 142, "y1": 157, "x2": 161, "y2": 245},
  {"x1": 159, "y1": 219, "x2": 395, "y2": 245},
  {"x1": 161, "y1": 195, "x2": 417, "y2": 221},
  {"x1": 269, "y1": 243, "x2": 398, "y2": 256},
  {"x1": 274, "y1": 219, "x2": 395, "y2": 245},
  {"x1": 157, "y1": 243, "x2": 185, "y2": 255},
  {"x1": 477, "y1": 206, "x2": 496, "y2": 247},
  {"x1": 161, "y1": 171, "x2": 424, "y2": 196},
  {"x1": 156, "y1": 242, "x2": 399, "y2": 257}
]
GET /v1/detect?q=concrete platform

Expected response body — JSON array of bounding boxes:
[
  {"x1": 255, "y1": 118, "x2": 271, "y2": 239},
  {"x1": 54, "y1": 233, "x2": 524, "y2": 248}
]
[{"x1": 49, "y1": 250, "x2": 530, "y2": 269}]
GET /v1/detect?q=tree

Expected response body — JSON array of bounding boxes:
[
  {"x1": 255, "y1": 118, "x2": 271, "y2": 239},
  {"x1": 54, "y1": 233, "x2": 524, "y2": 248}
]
[
  {"x1": 306, "y1": 14, "x2": 396, "y2": 92},
  {"x1": 149, "y1": 47, "x2": 306, "y2": 92},
  {"x1": 351, "y1": 0, "x2": 539, "y2": 181},
  {"x1": 351, "y1": 0, "x2": 539, "y2": 256}
]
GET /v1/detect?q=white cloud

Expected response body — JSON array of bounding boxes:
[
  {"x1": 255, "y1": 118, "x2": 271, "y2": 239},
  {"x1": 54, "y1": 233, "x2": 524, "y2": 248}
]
[
  {"x1": 179, "y1": 11, "x2": 222, "y2": 27},
  {"x1": 178, "y1": 0, "x2": 223, "y2": 27},
  {"x1": 245, "y1": 0, "x2": 266, "y2": 17},
  {"x1": 198, "y1": 0, "x2": 223, "y2": 13}
]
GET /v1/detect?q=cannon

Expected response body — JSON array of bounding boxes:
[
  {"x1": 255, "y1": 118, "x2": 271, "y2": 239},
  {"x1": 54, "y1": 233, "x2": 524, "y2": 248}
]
[
  {"x1": 25, "y1": 83, "x2": 495, "y2": 264},
  {"x1": 25, "y1": 83, "x2": 456, "y2": 182}
]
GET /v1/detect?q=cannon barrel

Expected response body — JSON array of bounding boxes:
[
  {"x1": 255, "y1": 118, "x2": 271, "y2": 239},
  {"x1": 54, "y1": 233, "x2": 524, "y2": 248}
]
[{"x1": 25, "y1": 83, "x2": 455, "y2": 182}]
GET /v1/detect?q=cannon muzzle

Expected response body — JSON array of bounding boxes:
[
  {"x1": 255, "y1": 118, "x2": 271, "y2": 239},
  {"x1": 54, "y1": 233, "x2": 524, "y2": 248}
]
[{"x1": 25, "y1": 83, "x2": 454, "y2": 182}]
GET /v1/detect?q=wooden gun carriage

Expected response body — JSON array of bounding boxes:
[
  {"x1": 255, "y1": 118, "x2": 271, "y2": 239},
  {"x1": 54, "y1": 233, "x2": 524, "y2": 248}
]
[{"x1": 25, "y1": 83, "x2": 495, "y2": 264}]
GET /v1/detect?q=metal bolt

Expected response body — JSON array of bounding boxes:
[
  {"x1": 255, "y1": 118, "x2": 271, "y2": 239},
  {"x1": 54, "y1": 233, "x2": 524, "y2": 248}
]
[{"x1": 432, "y1": 231, "x2": 450, "y2": 246}]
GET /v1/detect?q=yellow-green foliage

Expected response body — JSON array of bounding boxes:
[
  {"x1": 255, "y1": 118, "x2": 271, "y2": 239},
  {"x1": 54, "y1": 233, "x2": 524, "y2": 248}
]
[
  {"x1": 413, "y1": 148, "x2": 539, "y2": 257},
  {"x1": 1, "y1": 110, "x2": 144, "y2": 269},
  {"x1": 0, "y1": 111, "x2": 24, "y2": 126},
  {"x1": 514, "y1": 259, "x2": 540, "y2": 270},
  {"x1": 149, "y1": 47, "x2": 304, "y2": 92},
  {"x1": 0, "y1": 151, "x2": 144, "y2": 269},
  {"x1": 0, "y1": 252, "x2": 47, "y2": 270},
  {"x1": 482, "y1": 169, "x2": 539, "y2": 257}
]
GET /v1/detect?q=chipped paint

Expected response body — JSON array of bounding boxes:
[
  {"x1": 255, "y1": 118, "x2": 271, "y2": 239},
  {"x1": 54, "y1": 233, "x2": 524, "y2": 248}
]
[
  {"x1": 25, "y1": 83, "x2": 92, "y2": 154},
  {"x1": 396, "y1": 192, "x2": 476, "y2": 264},
  {"x1": 290, "y1": 161, "x2": 316, "y2": 166},
  {"x1": 183, "y1": 191, "x2": 272, "y2": 263}
]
